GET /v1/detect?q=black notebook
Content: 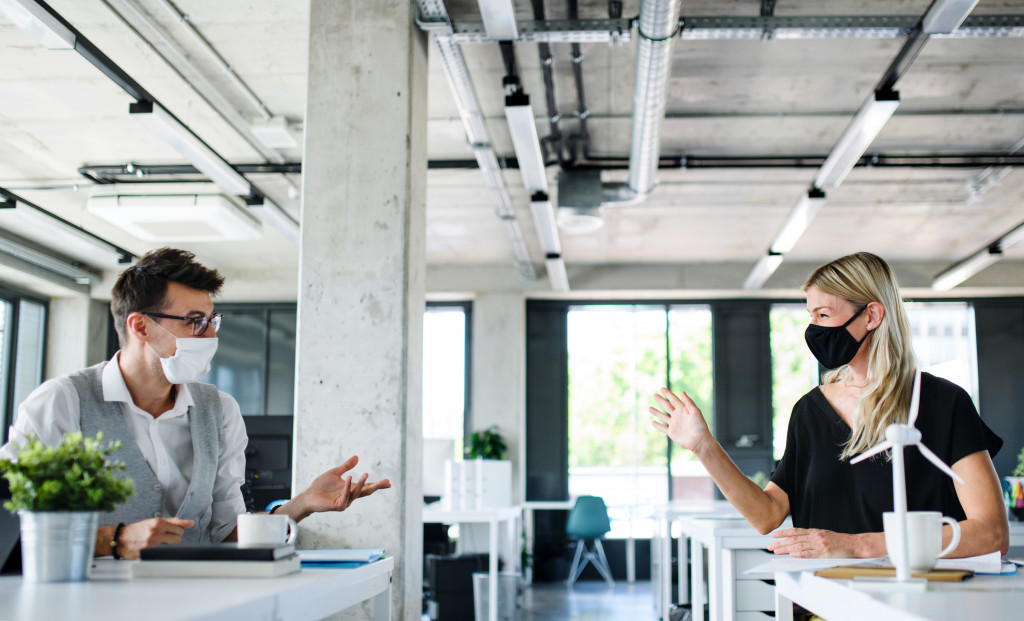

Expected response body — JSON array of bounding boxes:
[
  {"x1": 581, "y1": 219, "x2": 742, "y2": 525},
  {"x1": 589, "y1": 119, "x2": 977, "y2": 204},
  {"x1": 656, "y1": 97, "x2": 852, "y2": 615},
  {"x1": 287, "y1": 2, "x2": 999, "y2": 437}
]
[{"x1": 140, "y1": 543, "x2": 295, "y2": 562}]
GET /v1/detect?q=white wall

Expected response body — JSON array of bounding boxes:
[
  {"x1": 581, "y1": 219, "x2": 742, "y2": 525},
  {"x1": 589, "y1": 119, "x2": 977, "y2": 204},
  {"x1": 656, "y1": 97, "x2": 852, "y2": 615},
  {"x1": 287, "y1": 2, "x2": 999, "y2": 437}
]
[
  {"x1": 45, "y1": 296, "x2": 109, "y2": 380},
  {"x1": 470, "y1": 292, "x2": 527, "y2": 504}
]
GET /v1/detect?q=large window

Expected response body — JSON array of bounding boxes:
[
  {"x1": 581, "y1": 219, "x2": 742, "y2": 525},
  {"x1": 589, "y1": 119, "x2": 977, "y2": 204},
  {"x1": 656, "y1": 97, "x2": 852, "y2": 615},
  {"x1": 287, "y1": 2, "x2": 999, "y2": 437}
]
[
  {"x1": 202, "y1": 305, "x2": 297, "y2": 415},
  {"x1": 770, "y1": 301, "x2": 981, "y2": 460},
  {"x1": 0, "y1": 288, "x2": 48, "y2": 431},
  {"x1": 566, "y1": 305, "x2": 713, "y2": 538},
  {"x1": 422, "y1": 303, "x2": 469, "y2": 457}
]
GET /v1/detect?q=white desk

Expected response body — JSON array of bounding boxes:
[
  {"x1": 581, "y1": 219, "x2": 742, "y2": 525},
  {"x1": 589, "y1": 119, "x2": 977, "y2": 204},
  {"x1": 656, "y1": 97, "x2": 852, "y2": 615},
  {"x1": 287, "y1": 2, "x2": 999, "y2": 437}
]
[
  {"x1": 651, "y1": 501, "x2": 739, "y2": 620},
  {"x1": 676, "y1": 515, "x2": 785, "y2": 621},
  {"x1": 422, "y1": 505, "x2": 521, "y2": 621},
  {"x1": 0, "y1": 556, "x2": 394, "y2": 621},
  {"x1": 775, "y1": 568, "x2": 1024, "y2": 621}
]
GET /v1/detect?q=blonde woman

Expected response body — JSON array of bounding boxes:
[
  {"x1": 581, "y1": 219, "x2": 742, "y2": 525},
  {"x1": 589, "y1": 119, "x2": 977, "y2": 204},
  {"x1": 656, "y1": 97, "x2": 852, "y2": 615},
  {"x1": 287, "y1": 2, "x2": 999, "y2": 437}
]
[{"x1": 650, "y1": 252, "x2": 1008, "y2": 558}]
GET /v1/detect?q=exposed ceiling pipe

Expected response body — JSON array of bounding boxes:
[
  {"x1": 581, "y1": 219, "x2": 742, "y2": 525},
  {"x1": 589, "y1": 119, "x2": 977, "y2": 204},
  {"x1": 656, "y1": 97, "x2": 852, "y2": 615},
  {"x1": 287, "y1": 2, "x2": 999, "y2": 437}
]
[{"x1": 626, "y1": 0, "x2": 682, "y2": 199}]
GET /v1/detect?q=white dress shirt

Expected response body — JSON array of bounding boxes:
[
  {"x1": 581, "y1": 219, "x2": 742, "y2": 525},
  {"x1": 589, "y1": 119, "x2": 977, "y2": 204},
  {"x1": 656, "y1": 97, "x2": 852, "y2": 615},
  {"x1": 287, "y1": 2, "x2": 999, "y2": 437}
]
[{"x1": 1, "y1": 353, "x2": 247, "y2": 542}]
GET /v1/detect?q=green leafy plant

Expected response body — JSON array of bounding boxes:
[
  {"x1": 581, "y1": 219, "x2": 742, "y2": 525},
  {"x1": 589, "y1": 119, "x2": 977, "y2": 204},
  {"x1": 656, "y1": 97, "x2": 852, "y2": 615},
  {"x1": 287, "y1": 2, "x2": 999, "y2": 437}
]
[
  {"x1": 1014, "y1": 446, "x2": 1024, "y2": 477},
  {"x1": 1, "y1": 433, "x2": 134, "y2": 513},
  {"x1": 466, "y1": 426, "x2": 507, "y2": 460}
]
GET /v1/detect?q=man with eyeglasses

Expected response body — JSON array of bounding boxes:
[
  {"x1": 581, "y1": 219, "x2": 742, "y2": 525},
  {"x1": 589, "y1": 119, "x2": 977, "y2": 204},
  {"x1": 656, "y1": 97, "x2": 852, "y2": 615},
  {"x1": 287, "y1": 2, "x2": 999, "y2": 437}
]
[{"x1": 1, "y1": 247, "x2": 390, "y2": 559}]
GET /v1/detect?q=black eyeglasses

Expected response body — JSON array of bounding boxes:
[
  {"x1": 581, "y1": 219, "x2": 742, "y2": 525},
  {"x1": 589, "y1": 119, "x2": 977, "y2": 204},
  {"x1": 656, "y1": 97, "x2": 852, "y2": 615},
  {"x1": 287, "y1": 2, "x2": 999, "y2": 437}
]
[{"x1": 144, "y1": 312, "x2": 222, "y2": 336}]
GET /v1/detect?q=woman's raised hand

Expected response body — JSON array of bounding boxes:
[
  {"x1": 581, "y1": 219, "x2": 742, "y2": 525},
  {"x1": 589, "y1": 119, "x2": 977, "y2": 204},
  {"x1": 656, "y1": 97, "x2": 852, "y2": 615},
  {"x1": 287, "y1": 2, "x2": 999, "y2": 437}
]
[{"x1": 649, "y1": 387, "x2": 712, "y2": 453}]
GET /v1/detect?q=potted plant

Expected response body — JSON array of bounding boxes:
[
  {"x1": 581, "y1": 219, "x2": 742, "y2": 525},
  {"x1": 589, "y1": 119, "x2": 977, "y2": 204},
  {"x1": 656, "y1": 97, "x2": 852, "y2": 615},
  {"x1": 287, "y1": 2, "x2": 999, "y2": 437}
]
[
  {"x1": 458, "y1": 426, "x2": 511, "y2": 510},
  {"x1": 467, "y1": 425, "x2": 508, "y2": 460},
  {"x1": 1, "y1": 432, "x2": 134, "y2": 582},
  {"x1": 1004, "y1": 446, "x2": 1024, "y2": 521}
]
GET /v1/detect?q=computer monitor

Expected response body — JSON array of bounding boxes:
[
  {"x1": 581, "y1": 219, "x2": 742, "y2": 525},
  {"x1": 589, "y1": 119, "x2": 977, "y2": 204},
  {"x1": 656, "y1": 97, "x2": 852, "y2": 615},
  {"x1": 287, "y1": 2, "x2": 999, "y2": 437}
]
[
  {"x1": 0, "y1": 478, "x2": 21, "y2": 575},
  {"x1": 242, "y1": 415, "x2": 293, "y2": 512}
]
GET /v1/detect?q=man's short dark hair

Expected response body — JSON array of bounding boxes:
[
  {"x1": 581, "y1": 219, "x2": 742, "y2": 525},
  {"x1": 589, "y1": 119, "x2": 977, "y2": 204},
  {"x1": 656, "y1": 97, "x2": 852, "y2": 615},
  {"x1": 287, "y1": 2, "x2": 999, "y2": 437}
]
[{"x1": 110, "y1": 247, "x2": 224, "y2": 346}]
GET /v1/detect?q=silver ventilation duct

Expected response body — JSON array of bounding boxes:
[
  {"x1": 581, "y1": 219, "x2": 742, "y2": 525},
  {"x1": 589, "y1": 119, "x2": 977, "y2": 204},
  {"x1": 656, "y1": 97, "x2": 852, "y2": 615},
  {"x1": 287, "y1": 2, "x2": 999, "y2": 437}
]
[{"x1": 627, "y1": 0, "x2": 682, "y2": 198}]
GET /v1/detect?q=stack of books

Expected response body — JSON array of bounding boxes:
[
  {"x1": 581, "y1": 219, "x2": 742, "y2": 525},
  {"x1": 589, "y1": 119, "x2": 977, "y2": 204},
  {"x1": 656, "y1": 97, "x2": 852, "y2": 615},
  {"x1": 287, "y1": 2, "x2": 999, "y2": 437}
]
[{"x1": 132, "y1": 543, "x2": 300, "y2": 578}]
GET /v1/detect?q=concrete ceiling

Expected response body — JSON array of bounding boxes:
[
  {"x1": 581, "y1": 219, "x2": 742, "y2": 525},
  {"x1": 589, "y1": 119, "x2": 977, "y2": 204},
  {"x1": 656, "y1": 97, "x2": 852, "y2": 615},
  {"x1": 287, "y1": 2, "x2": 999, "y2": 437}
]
[{"x1": 2, "y1": 0, "x2": 1024, "y2": 300}]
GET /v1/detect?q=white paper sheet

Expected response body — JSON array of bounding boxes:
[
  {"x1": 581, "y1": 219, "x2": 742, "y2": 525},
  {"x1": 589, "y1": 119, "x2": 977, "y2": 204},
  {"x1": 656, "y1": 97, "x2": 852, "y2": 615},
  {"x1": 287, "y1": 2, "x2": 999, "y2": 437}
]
[{"x1": 744, "y1": 556, "x2": 883, "y2": 575}]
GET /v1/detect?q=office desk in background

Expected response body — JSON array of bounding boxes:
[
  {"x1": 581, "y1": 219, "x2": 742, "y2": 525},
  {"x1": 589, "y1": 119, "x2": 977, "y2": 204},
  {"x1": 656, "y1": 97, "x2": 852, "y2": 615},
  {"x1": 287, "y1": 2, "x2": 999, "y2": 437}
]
[
  {"x1": 652, "y1": 500, "x2": 737, "y2": 620},
  {"x1": 422, "y1": 504, "x2": 521, "y2": 621},
  {"x1": 676, "y1": 515, "x2": 789, "y2": 621},
  {"x1": 0, "y1": 556, "x2": 394, "y2": 621}
]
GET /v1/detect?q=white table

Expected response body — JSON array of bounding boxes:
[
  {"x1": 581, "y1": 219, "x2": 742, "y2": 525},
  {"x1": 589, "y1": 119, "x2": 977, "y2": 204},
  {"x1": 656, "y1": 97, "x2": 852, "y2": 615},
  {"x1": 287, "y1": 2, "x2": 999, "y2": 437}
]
[
  {"x1": 422, "y1": 505, "x2": 521, "y2": 621},
  {"x1": 676, "y1": 515, "x2": 787, "y2": 621},
  {"x1": 775, "y1": 567, "x2": 1024, "y2": 621},
  {"x1": 651, "y1": 501, "x2": 739, "y2": 620},
  {"x1": 0, "y1": 556, "x2": 394, "y2": 621}
]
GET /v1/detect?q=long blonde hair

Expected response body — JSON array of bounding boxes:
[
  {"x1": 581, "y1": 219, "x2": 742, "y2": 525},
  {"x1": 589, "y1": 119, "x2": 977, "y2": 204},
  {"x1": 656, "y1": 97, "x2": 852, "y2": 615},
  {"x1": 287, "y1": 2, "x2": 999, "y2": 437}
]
[{"x1": 803, "y1": 252, "x2": 918, "y2": 460}]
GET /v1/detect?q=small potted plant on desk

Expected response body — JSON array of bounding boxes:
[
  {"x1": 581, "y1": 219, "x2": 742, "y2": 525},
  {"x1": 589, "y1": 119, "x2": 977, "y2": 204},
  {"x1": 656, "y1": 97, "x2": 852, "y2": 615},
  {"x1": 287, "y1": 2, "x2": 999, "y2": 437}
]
[
  {"x1": 1, "y1": 433, "x2": 134, "y2": 582},
  {"x1": 1004, "y1": 446, "x2": 1024, "y2": 521},
  {"x1": 467, "y1": 425, "x2": 508, "y2": 461}
]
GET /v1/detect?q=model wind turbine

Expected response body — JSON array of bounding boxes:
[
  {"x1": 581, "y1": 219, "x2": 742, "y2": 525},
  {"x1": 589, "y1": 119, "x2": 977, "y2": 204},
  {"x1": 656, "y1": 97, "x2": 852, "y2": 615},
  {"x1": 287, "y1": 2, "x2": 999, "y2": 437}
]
[{"x1": 850, "y1": 369, "x2": 964, "y2": 582}]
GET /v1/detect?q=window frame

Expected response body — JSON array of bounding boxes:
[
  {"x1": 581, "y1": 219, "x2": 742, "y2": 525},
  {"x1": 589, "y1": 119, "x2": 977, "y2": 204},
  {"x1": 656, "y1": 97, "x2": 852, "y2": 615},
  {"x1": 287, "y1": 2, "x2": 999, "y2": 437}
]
[{"x1": 0, "y1": 283, "x2": 49, "y2": 432}]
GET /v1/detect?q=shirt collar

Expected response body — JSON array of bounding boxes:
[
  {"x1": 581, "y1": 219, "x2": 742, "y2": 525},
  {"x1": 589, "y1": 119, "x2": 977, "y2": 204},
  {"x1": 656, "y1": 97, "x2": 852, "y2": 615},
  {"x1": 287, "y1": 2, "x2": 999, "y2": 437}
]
[{"x1": 102, "y1": 352, "x2": 194, "y2": 414}]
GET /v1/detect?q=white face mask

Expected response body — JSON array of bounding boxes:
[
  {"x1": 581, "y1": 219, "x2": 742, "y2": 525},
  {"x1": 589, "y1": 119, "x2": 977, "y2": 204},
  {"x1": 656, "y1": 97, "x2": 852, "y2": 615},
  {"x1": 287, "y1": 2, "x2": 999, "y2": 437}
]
[{"x1": 148, "y1": 320, "x2": 219, "y2": 384}]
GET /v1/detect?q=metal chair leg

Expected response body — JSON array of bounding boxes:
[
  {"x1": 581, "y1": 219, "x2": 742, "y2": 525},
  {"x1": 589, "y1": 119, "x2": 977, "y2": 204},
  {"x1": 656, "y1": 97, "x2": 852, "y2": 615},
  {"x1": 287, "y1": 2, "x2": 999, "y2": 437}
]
[
  {"x1": 593, "y1": 539, "x2": 615, "y2": 586},
  {"x1": 566, "y1": 539, "x2": 587, "y2": 586}
]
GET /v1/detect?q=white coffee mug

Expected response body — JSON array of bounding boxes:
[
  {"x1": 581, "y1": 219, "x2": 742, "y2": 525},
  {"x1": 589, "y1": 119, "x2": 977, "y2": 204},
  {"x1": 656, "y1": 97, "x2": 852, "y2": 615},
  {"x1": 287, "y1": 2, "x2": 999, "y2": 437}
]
[
  {"x1": 883, "y1": 511, "x2": 961, "y2": 572},
  {"x1": 236, "y1": 513, "x2": 297, "y2": 546}
]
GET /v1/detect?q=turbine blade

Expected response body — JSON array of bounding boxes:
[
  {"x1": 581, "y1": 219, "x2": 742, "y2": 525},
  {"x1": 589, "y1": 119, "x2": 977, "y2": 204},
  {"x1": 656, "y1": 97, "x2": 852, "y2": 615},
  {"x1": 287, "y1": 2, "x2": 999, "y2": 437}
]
[
  {"x1": 908, "y1": 370, "x2": 922, "y2": 426},
  {"x1": 916, "y1": 443, "x2": 965, "y2": 484},
  {"x1": 850, "y1": 441, "x2": 892, "y2": 464}
]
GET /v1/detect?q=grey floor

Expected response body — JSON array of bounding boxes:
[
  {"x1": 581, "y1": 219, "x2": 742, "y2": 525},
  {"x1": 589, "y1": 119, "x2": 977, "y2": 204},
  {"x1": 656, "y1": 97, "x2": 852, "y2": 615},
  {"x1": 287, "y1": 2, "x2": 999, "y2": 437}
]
[{"x1": 518, "y1": 580, "x2": 655, "y2": 621}]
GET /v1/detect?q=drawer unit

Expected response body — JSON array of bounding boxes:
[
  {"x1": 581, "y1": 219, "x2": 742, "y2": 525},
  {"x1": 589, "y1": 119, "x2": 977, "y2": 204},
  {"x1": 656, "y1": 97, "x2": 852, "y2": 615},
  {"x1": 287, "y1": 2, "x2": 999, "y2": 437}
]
[
  {"x1": 735, "y1": 579, "x2": 776, "y2": 612},
  {"x1": 733, "y1": 549, "x2": 775, "y2": 580}
]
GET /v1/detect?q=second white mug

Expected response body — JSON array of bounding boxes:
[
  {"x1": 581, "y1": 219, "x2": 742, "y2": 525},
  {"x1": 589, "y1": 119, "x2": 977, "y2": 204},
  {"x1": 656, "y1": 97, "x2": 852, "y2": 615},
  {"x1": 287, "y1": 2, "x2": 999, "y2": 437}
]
[
  {"x1": 883, "y1": 510, "x2": 960, "y2": 572},
  {"x1": 236, "y1": 512, "x2": 297, "y2": 546}
]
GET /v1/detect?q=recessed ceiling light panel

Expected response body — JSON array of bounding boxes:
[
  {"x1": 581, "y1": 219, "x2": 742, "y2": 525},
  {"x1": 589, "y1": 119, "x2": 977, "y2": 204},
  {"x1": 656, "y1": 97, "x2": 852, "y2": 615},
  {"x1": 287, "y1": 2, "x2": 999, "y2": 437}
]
[{"x1": 87, "y1": 191, "x2": 261, "y2": 242}]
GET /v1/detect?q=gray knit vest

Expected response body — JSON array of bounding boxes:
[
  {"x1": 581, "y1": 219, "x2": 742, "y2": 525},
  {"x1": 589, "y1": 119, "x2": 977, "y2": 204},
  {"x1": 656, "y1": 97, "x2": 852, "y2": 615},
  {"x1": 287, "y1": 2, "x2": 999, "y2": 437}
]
[{"x1": 70, "y1": 361, "x2": 223, "y2": 544}]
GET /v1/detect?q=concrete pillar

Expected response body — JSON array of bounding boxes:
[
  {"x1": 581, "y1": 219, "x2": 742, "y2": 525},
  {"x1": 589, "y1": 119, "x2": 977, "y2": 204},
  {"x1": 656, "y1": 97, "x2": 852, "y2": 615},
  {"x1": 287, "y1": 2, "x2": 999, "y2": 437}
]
[
  {"x1": 471, "y1": 293, "x2": 527, "y2": 503},
  {"x1": 295, "y1": 2, "x2": 427, "y2": 620}
]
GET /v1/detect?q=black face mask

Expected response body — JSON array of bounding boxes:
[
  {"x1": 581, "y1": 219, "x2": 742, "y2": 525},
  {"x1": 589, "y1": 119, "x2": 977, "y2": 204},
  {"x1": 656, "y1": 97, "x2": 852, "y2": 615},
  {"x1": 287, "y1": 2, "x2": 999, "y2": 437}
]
[{"x1": 804, "y1": 304, "x2": 871, "y2": 369}]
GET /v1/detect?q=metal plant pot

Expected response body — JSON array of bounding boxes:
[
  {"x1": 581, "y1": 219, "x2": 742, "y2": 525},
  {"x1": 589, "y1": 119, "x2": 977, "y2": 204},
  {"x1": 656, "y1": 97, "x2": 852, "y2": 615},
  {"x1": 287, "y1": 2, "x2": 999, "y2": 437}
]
[{"x1": 18, "y1": 510, "x2": 99, "y2": 582}]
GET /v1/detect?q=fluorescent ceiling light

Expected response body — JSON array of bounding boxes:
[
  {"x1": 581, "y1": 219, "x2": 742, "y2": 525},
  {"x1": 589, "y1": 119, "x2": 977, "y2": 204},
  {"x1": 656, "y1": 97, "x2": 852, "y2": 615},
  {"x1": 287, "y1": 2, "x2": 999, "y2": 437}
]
[
  {"x1": 0, "y1": 230, "x2": 97, "y2": 285},
  {"x1": 529, "y1": 192, "x2": 561, "y2": 255},
  {"x1": 87, "y1": 191, "x2": 261, "y2": 242},
  {"x1": 0, "y1": 0, "x2": 75, "y2": 49},
  {"x1": 998, "y1": 220, "x2": 1024, "y2": 249},
  {"x1": 477, "y1": 0, "x2": 518, "y2": 40},
  {"x1": 504, "y1": 94, "x2": 548, "y2": 193},
  {"x1": 770, "y1": 187, "x2": 827, "y2": 254},
  {"x1": 922, "y1": 0, "x2": 979, "y2": 34},
  {"x1": 545, "y1": 255, "x2": 569, "y2": 292},
  {"x1": 932, "y1": 247, "x2": 1001, "y2": 290},
  {"x1": 248, "y1": 197, "x2": 299, "y2": 245},
  {"x1": 129, "y1": 101, "x2": 251, "y2": 196},
  {"x1": 557, "y1": 206, "x2": 604, "y2": 233},
  {"x1": 250, "y1": 116, "x2": 299, "y2": 149},
  {"x1": 814, "y1": 90, "x2": 900, "y2": 189},
  {"x1": 0, "y1": 199, "x2": 129, "y2": 266},
  {"x1": 743, "y1": 253, "x2": 784, "y2": 290}
]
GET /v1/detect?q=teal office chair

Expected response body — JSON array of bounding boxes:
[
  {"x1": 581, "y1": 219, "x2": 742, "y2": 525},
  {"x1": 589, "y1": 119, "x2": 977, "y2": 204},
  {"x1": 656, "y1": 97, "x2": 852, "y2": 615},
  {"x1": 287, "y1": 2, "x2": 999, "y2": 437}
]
[{"x1": 565, "y1": 495, "x2": 614, "y2": 587}]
